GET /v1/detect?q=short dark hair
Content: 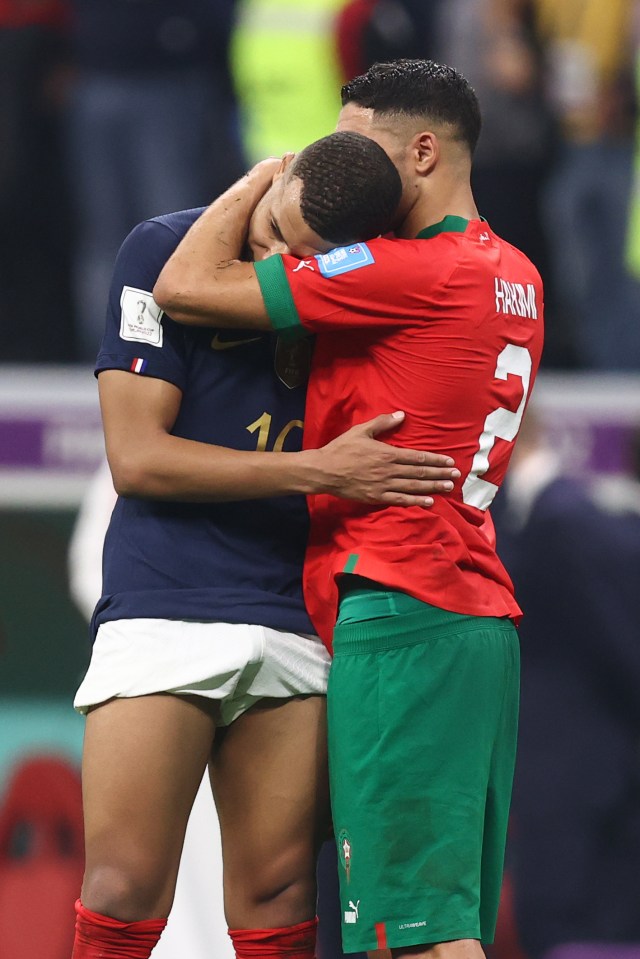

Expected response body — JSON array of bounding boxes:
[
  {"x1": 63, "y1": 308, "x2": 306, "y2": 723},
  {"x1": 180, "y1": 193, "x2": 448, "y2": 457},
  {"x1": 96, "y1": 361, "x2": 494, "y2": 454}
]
[
  {"x1": 290, "y1": 131, "x2": 402, "y2": 245},
  {"x1": 341, "y1": 59, "x2": 481, "y2": 155}
]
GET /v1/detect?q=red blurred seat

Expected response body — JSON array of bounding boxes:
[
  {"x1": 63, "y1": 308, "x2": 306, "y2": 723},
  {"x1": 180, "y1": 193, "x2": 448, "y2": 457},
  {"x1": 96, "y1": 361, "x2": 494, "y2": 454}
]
[
  {"x1": 0, "y1": 754, "x2": 84, "y2": 958},
  {"x1": 491, "y1": 871, "x2": 529, "y2": 959}
]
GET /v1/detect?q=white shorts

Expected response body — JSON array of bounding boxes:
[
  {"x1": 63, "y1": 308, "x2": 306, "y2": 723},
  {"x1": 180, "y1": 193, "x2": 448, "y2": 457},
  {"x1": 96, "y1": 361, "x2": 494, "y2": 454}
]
[{"x1": 74, "y1": 619, "x2": 330, "y2": 726}]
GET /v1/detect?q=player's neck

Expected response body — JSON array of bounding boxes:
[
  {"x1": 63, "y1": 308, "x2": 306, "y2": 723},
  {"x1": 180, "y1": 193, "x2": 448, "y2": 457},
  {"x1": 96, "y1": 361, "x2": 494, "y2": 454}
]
[{"x1": 396, "y1": 181, "x2": 479, "y2": 240}]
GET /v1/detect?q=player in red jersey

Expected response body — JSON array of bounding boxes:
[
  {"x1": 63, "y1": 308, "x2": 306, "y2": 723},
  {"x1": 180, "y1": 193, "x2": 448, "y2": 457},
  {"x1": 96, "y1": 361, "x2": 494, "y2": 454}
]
[{"x1": 155, "y1": 59, "x2": 544, "y2": 959}]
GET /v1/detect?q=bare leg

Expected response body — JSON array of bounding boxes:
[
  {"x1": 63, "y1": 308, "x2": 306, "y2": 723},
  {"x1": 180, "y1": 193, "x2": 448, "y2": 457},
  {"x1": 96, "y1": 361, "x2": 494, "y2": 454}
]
[
  {"x1": 211, "y1": 695, "x2": 330, "y2": 929},
  {"x1": 80, "y1": 693, "x2": 217, "y2": 920}
]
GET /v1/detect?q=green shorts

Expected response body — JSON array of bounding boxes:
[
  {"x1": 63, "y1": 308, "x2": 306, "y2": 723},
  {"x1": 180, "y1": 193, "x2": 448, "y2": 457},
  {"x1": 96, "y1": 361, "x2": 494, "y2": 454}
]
[{"x1": 328, "y1": 583, "x2": 519, "y2": 953}]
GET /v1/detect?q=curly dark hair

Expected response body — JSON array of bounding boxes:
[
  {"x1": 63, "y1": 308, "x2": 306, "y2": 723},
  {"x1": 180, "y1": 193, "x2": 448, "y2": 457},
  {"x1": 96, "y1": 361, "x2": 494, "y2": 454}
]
[
  {"x1": 341, "y1": 59, "x2": 481, "y2": 155},
  {"x1": 290, "y1": 131, "x2": 402, "y2": 245}
]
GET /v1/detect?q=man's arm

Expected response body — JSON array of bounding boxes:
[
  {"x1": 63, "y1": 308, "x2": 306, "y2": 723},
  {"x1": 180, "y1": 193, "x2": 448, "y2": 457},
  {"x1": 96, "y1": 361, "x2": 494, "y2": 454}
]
[
  {"x1": 100, "y1": 371, "x2": 458, "y2": 506},
  {"x1": 152, "y1": 159, "x2": 452, "y2": 339},
  {"x1": 153, "y1": 161, "x2": 278, "y2": 329}
]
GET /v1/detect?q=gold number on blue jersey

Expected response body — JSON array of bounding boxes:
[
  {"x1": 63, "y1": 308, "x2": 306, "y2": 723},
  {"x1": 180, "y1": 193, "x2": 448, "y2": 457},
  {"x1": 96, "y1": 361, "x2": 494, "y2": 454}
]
[{"x1": 246, "y1": 413, "x2": 304, "y2": 453}]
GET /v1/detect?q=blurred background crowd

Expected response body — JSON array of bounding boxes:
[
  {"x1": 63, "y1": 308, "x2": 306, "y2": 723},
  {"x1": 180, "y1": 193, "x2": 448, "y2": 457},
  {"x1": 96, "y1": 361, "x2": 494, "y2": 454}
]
[
  {"x1": 1, "y1": 2, "x2": 640, "y2": 958},
  {"x1": 3, "y1": 0, "x2": 640, "y2": 369}
]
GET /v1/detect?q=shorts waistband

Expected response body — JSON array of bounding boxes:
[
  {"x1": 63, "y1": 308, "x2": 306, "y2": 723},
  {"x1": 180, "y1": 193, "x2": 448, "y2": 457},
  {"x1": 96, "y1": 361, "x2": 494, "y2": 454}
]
[
  {"x1": 338, "y1": 583, "x2": 457, "y2": 624},
  {"x1": 334, "y1": 586, "x2": 513, "y2": 654}
]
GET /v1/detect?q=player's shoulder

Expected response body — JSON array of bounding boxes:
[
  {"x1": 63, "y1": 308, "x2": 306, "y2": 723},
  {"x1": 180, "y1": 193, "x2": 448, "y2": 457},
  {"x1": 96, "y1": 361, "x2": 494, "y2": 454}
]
[
  {"x1": 359, "y1": 229, "x2": 469, "y2": 282},
  {"x1": 299, "y1": 220, "x2": 510, "y2": 281},
  {"x1": 115, "y1": 207, "x2": 207, "y2": 275},
  {"x1": 362, "y1": 234, "x2": 432, "y2": 264},
  {"x1": 486, "y1": 224, "x2": 543, "y2": 284},
  {"x1": 122, "y1": 207, "x2": 205, "y2": 249},
  {"x1": 367, "y1": 221, "x2": 481, "y2": 260},
  {"x1": 148, "y1": 206, "x2": 207, "y2": 240}
]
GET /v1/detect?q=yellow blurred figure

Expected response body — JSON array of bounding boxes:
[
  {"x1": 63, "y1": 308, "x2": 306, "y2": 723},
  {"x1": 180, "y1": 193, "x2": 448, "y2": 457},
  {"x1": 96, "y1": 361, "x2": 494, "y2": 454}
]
[
  {"x1": 534, "y1": 0, "x2": 634, "y2": 142},
  {"x1": 232, "y1": 0, "x2": 346, "y2": 160}
]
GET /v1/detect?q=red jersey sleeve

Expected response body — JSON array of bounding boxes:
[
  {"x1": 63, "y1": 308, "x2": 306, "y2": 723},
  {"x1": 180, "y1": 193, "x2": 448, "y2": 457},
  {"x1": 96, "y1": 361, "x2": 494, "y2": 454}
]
[{"x1": 253, "y1": 236, "x2": 459, "y2": 333}]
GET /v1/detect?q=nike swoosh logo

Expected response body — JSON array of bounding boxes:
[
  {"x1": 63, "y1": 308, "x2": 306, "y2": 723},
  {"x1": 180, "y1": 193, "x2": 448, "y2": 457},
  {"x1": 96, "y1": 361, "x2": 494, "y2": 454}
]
[{"x1": 210, "y1": 333, "x2": 263, "y2": 351}]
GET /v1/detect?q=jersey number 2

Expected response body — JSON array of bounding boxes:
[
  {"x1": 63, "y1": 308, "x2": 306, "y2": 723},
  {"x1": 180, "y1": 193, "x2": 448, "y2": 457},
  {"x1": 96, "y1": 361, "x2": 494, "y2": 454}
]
[{"x1": 461, "y1": 344, "x2": 532, "y2": 511}]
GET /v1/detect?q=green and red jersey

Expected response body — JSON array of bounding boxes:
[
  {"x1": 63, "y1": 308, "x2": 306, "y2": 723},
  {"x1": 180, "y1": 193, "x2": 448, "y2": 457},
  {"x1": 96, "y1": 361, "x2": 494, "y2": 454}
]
[{"x1": 254, "y1": 216, "x2": 544, "y2": 647}]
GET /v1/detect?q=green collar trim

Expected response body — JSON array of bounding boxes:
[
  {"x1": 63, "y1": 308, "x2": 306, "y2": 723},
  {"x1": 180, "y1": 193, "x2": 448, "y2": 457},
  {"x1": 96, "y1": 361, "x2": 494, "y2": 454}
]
[{"x1": 416, "y1": 215, "x2": 471, "y2": 240}]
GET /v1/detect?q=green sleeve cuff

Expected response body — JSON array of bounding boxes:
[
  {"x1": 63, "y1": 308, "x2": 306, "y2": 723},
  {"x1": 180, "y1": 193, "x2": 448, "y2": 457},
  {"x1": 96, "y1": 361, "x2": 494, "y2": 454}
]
[{"x1": 254, "y1": 255, "x2": 303, "y2": 331}]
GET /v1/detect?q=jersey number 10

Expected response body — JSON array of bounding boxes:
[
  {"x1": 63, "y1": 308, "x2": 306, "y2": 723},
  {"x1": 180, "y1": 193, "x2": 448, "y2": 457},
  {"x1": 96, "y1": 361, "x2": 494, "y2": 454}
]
[{"x1": 246, "y1": 412, "x2": 304, "y2": 453}]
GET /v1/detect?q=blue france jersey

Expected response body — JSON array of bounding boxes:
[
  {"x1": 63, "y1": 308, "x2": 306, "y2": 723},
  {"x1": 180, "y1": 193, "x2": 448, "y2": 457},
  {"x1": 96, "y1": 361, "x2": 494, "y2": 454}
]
[{"x1": 92, "y1": 209, "x2": 314, "y2": 637}]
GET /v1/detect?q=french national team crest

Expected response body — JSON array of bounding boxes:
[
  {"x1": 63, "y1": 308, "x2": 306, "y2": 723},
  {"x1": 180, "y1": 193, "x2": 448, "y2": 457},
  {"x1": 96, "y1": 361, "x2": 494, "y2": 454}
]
[
  {"x1": 274, "y1": 336, "x2": 312, "y2": 389},
  {"x1": 338, "y1": 829, "x2": 352, "y2": 884}
]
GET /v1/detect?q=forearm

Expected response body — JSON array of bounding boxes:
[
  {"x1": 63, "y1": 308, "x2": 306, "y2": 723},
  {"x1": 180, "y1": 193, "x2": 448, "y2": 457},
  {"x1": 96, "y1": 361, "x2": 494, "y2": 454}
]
[
  {"x1": 101, "y1": 371, "x2": 459, "y2": 508},
  {"x1": 100, "y1": 370, "x2": 323, "y2": 502},
  {"x1": 108, "y1": 429, "x2": 327, "y2": 501},
  {"x1": 153, "y1": 164, "x2": 274, "y2": 328}
]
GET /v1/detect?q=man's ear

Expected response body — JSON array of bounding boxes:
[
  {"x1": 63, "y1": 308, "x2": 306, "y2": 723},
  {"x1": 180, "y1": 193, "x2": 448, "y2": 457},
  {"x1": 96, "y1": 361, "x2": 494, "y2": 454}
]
[
  {"x1": 414, "y1": 131, "x2": 439, "y2": 176},
  {"x1": 273, "y1": 151, "x2": 296, "y2": 183}
]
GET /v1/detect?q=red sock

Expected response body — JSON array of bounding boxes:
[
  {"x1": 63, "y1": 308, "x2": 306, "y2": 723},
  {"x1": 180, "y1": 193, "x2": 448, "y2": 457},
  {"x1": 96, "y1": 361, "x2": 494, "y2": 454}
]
[
  {"x1": 72, "y1": 899, "x2": 167, "y2": 958},
  {"x1": 229, "y1": 917, "x2": 318, "y2": 959}
]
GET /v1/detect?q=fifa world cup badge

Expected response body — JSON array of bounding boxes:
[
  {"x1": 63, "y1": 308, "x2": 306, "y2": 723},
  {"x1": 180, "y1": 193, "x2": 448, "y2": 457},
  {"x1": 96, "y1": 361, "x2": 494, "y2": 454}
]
[{"x1": 338, "y1": 829, "x2": 352, "y2": 884}]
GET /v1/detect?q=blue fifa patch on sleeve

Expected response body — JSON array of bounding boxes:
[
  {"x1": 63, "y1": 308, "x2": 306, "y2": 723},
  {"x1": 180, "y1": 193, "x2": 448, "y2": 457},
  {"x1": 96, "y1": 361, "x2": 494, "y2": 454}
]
[{"x1": 314, "y1": 242, "x2": 375, "y2": 277}]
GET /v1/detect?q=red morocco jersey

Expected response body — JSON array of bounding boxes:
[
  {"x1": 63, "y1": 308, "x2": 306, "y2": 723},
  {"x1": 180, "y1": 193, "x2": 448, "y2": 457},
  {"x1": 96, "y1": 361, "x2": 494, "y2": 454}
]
[{"x1": 254, "y1": 216, "x2": 544, "y2": 647}]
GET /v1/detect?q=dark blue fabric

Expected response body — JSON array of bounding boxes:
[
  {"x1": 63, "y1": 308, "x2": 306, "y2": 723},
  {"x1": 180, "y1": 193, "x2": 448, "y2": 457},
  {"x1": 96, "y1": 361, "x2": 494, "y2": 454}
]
[
  {"x1": 92, "y1": 210, "x2": 313, "y2": 639},
  {"x1": 494, "y1": 477, "x2": 640, "y2": 955}
]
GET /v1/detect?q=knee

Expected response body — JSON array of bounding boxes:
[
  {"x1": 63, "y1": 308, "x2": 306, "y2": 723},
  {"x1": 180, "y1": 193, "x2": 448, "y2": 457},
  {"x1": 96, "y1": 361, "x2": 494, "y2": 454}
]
[
  {"x1": 224, "y1": 846, "x2": 317, "y2": 929},
  {"x1": 81, "y1": 861, "x2": 173, "y2": 921}
]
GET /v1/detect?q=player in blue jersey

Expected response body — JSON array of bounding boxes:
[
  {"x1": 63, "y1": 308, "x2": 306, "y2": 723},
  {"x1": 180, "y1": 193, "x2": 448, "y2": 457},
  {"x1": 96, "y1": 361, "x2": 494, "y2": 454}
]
[{"x1": 71, "y1": 133, "x2": 459, "y2": 959}]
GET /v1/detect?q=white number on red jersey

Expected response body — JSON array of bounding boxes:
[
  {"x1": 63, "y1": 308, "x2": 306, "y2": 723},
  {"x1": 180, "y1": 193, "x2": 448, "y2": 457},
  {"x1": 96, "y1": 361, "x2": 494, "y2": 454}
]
[{"x1": 461, "y1": 344, "x2": 532, "y2": 510}]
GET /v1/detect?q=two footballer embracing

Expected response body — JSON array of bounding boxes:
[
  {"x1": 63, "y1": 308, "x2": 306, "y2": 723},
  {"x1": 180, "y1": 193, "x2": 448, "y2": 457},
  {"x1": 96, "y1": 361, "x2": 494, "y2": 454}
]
[{"x1": 74, "y1": 59, "x2": 543, "y2": 959}]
